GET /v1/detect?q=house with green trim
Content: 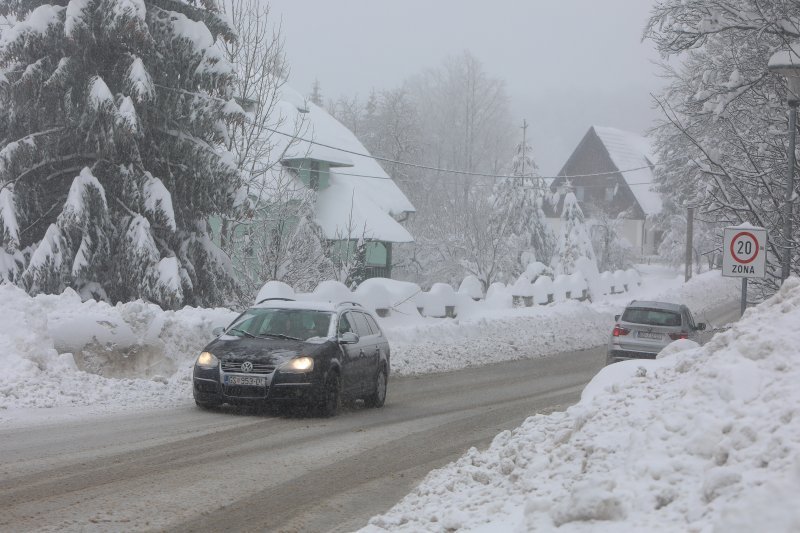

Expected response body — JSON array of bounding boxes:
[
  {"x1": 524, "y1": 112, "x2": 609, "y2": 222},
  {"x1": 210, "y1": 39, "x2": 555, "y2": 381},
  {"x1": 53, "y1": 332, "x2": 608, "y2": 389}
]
[{"x1": 212, "y1": 86, "x2": 415, "y2": 283}]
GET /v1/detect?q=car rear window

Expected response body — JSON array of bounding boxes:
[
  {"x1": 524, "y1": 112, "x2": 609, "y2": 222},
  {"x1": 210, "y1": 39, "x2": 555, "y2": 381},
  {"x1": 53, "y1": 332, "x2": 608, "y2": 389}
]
[{"x1": 621, "y1": 307, "x2": 682, "y2": 327}]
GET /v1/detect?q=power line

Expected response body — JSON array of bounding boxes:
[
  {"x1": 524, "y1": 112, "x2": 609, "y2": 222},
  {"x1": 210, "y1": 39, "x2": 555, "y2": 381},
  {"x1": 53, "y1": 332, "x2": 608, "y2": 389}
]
[
  {"x1": 267, "y1": 127, "x2": 671, "y2": 182},
  {"x1": 277, "y1": 163, "x2": 657, "y2": 189}
]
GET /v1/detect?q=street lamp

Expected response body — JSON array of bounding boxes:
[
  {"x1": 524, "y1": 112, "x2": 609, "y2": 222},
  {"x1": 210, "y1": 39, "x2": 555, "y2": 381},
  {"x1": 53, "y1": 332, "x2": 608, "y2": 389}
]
[{"x1": 769, "y1": 45, "x2": 800, "y2": 283}]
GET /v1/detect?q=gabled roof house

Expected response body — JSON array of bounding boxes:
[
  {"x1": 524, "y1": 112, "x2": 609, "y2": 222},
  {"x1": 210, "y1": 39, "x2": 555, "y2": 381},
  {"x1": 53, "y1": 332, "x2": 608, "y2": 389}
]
[
  {"x1": 216, "y1": 85, "x2": 415, "y2": 281},
  {"x1": 549, "y1": 126, "x2": 663, "y2": 255}
]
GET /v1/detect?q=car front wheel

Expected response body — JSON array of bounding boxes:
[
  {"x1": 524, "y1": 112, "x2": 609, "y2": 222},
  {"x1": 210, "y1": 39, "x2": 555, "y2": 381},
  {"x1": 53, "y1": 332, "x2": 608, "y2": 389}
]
[
  {"x1": 364, "y1": 367, "x2": 387, "y2": 408},
  {"x1": 315, "y1": 373, "x2": 340, "y2": 417}
]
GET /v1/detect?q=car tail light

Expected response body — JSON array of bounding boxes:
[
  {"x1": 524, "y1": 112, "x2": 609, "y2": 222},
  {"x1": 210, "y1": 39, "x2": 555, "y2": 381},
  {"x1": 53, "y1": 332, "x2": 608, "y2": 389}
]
[
  {"x1": 669, "y1": 332, "x2": 689, "y2": 340},
  {"x1": 612, "y1": 324, "x2": 630, "y2": 337}
]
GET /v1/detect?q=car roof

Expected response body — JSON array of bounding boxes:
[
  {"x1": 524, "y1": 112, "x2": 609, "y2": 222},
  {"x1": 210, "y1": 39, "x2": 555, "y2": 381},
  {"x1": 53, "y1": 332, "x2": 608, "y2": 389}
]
[
  {"x1": 252, "y1": 299, "x2": 338, "y2": 312},
  {"x1": 625, "y1": 300, "x2": 684, "y2": 313},
  {"x1": 251, "y1": 299, "x2": 368, "y2": 313}
]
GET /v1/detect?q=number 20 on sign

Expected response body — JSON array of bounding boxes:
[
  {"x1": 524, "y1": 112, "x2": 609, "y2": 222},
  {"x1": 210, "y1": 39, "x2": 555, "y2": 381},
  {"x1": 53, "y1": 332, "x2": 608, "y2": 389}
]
[{"x1": 722, "y1": 226, "x2": 767, "y2": 279}]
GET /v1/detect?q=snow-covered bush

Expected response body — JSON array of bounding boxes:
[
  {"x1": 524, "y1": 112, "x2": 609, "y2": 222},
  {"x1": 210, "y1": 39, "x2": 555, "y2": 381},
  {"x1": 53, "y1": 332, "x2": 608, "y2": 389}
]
[
  {"x1": 523, "y1": 261, "x2": 552, "y2": 282},
  {"x1": 552, "y1": 274, "x2": 571, "y2": 302},
  {"x1": 255, "y1": 280, "x2": 294, "y2": 303},
  {"x1": 485, "y1": 282, "x2": 512, "y2": 308},
  {"x1": 355, "y1": 279, "x2": 393, "y2": 317},
  {"x1": 458, "y1": 275, "x2": 484, "y2": 301},
  {"x1": 567, "y1": 273, "x2": 590, "y2": 301},
  {"x1": 311, "y1": 280, "x2": 352, "y2": 303},
  {"x1": 625, "y1": 268, "x2": 641, "y2": 288},
  {"x1": 600, "y1": 271, "x2": 615, "y2": 295},
  {"x1": 613, "y1": 269, "x2": 628, "y2": 293},
  {"x1": 510, "y1": 275, "x2": 534, "y2": 307},
  {"x1": 533, "y1": 276, "x2": 554, "y2": 305},
  {"x1": 425, "y1": 283, "x2": 457, "y2": 318}
]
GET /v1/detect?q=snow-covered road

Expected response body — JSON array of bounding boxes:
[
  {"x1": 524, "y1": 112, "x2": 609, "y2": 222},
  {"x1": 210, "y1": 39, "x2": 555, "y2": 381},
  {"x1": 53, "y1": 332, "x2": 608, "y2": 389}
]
[{"x1": 0, "y1": 345, "x2": 605, "y2": 532}]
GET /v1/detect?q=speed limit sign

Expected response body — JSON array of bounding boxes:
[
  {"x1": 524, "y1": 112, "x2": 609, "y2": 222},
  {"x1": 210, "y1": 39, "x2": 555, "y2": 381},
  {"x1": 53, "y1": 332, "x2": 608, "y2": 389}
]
[{"x1": 722, "y1": 225, "x2": 767, "y2": 278}]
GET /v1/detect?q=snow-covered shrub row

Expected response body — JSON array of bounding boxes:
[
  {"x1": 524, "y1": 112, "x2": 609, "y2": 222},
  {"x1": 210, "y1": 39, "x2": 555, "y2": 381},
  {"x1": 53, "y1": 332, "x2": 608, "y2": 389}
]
[
  {"x1": 254, "y1": 268, "x2": 641, "y2": 321},
  {"x1": 361, "y1": 278, "x2": 800, "y2": 532}
]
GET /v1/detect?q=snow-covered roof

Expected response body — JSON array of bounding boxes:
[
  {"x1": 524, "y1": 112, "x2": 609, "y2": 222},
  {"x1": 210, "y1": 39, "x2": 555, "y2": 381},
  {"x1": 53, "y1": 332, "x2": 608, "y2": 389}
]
[
  {"x1": 268, "y1": 85, "x2": 415, "y2": 243},
  {"x1": 592, "y1": 126, "x2": 663, "y2": 216}
]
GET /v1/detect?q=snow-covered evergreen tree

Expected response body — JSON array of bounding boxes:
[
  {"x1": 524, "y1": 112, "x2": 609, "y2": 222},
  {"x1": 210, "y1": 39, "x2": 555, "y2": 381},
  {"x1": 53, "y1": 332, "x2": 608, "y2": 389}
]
[
  {"x1": 0, "y1": 0, "x2": 242, "y2": 307},
  {"x1": 309, "y1": 78, "x2": 323, "y2": 107},
  {"x1": 494, "y1": 120, "x2": 555, "y2": 274},
  {"x1": 553, "y1": 190, "x2": 597, "y2": 275}
]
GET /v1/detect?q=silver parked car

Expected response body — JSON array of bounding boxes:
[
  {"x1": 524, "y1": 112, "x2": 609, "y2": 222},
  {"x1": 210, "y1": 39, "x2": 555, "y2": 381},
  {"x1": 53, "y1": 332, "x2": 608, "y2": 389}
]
[{"x1": 607, "y1": 300, "x2": 706, "y2": 364}]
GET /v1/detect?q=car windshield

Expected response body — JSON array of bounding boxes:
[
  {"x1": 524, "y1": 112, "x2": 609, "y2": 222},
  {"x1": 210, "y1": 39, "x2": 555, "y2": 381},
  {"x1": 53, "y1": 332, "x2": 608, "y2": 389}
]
[
  {"x1": 226, "y1": 308, "x2": 334, "y2": 341},
  {"x1": 621, "y1": 307, "x2": 682, "y2": 327}
]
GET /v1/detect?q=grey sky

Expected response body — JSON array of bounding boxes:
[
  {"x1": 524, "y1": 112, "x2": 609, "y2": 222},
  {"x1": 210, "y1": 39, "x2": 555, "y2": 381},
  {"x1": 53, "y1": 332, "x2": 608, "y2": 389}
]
[{"x1": 266, "y1": 1, "x2": 663, "y2": 175}]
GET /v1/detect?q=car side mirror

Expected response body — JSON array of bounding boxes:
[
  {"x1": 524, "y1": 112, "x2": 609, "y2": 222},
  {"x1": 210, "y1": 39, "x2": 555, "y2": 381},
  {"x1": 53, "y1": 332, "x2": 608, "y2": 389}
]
[
  {"x1": 614, "y1": 314, "x2": 620, "y2": 322},
  {"x1": 339, "y1": 332, "x2": 359, "y2": 344},
  {"x1": 212, "y1": 326, "x2": 225, "y2": 336},
  {"x1": 696, "y1": 323, "x2": 706, "y2": 331}
]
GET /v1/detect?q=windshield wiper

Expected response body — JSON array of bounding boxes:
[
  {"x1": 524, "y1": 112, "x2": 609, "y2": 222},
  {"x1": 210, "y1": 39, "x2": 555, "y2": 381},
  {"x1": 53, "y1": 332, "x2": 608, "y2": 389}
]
[
  {"x1": 228, "y1": 328, "x2": 256, "y2": 338},
  {"x1": 257, "y1": 332, "x2": 302, "y2": 341}
]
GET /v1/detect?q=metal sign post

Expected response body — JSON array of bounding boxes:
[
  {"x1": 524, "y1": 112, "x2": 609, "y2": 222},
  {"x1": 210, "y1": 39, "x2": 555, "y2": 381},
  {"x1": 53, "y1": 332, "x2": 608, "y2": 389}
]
[{"x1": 722, "y1": 225, "x2": 768, "y2": 316}]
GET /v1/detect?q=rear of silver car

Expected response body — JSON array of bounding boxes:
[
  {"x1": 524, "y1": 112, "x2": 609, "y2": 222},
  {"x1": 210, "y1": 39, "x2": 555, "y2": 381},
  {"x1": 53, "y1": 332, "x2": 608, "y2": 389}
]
[{"x1": 607, "y1": 302, "x2": 704, "y2": 364}]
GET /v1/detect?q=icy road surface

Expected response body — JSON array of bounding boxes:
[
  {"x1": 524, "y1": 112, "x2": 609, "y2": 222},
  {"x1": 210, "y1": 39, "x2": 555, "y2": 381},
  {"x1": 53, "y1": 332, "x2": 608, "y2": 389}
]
[{"x1": 0, "y1": 347, "x2": 602, "y2": 532}]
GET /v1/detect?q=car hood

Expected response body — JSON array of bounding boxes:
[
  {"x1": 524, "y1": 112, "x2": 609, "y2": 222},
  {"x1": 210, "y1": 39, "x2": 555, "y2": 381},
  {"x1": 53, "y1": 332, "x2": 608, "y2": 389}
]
[{"x1": 204, "y1": 336, "x2": 331, "y2": 365}]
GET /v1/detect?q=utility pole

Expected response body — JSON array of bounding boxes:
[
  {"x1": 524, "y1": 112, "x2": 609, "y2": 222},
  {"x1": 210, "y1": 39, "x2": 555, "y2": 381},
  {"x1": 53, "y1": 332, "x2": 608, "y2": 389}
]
[
  {"x1": 783, "y1": 102, "x2": 797, "y2": 282},
  {"x1": 685, "y1": 207, "x2": 694, "y2": 282},
  {"x1": 520, "y1": 119, "x2": 528, "y2": 178}
]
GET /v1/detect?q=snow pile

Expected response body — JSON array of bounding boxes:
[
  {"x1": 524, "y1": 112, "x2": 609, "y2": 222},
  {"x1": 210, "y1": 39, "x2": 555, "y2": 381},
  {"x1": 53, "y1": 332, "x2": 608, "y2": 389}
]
[
  {"x1": 0, "y1": 266, "x2": 739, "y2": 418},
  {"x1": 384, "y1": 301, "x2": 611, "y2": 376},
  {"x1": 361, "y1": 279, "x2": 800, "y2": 532},
  {"x1": 0, "y1": 284, "x2": 235, "y2": 412}
]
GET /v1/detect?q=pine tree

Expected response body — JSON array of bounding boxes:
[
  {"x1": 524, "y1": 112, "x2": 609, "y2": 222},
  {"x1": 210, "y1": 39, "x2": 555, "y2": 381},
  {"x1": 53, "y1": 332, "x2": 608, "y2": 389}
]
[
  {"x1": 553, "y1": 189, "x2": 597, "y2": 275},
  {"x1": 309, "y1": 78, "x2": 323, "y2": 107},
  {"x1": 493, "y1": 119, "x2": 555, "y2": 274},
  {"x1": 0, "y1": 1, "x2": 243, "y2": 308}
]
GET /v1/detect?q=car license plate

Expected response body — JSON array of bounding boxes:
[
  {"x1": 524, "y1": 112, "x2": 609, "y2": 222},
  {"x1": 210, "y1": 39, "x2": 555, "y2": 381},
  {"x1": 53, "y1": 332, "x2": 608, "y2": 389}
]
[
  {"x1": 638, "y1": 332, "x2": 662, "y2": 340},
  {"x1": 225, "y1": 375, "x2": 266, "y2": 387}
]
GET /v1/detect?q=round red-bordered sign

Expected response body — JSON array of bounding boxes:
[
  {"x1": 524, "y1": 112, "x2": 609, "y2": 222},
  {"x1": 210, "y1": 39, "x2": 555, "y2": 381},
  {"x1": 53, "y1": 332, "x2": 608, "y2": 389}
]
[{"x1": 729, "y1": 231, "x2": 759, "y2": 264}]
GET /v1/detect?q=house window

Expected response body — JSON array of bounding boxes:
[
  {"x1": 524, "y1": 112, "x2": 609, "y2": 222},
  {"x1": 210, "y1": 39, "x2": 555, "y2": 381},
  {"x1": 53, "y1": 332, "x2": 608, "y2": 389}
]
[
  {"x1": 310, "y1": 161, "x2": 320, "y2": 190},
  {"x1": 575, "y1": 186, "x2": 585, "y2": 201},
  {"x1": 605, "y1": 187, "x2": 614, "y2": 202}
]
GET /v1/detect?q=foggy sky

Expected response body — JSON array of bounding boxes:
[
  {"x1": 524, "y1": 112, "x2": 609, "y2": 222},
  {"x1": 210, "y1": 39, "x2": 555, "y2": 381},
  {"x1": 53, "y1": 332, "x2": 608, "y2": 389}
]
[{"x1": 266, "y1": 0, "x2": 663, "y2": 175}]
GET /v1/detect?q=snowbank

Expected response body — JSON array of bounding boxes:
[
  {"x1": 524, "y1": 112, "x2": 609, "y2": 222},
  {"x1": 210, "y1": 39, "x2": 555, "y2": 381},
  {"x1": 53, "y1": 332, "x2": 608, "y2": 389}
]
[
  {"x1": 0, "y1": 284, "x2": 235, "y2": 413},
  {"x1": 0, "y1": 266, "x2": 738, "y2": 421},
  {"x1": 361, "y1": 278, "x2": 800, "y2": 532}
]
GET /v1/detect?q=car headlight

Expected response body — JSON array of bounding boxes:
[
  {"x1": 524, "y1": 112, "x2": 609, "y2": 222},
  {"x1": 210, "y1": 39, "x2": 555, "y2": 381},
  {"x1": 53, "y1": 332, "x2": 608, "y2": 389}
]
[
  {"x1": 281, "y1": 356, "x2": 314, "y2": 373},
  {"x1": 196, "y1": 351, "x2": 219, "y2": 369}
]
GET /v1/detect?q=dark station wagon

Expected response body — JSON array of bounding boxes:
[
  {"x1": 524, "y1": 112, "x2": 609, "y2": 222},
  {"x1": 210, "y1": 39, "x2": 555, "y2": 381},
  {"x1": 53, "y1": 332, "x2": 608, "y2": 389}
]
[{"x1": 193, "y1": 299, "x2": 390, "y2": 416}]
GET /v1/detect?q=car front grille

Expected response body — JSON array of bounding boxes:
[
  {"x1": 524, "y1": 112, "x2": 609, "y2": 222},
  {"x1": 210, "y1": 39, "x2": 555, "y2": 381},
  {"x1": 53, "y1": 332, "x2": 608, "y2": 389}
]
[
  {"x1": 221, "y1": 361, "x2": 276, "y2": 374},
  {"x1": 224, "y1": 385, "x2": 268, "y2": 398}
]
